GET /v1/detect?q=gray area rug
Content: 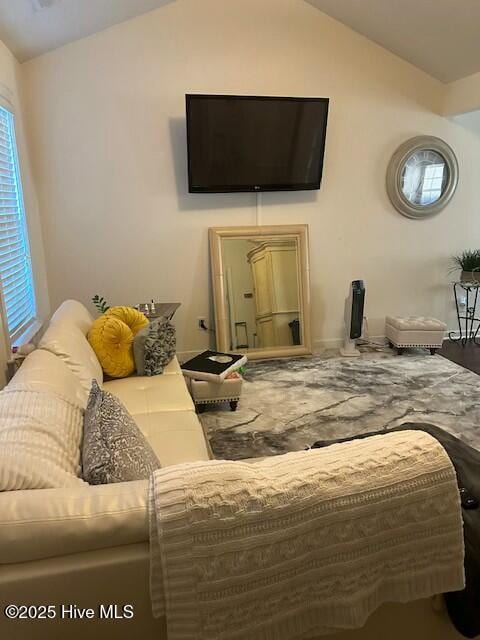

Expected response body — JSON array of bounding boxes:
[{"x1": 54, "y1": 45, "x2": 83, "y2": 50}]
[{"x1": 199, "y1": 349, "x2": 480, "y2": 460}]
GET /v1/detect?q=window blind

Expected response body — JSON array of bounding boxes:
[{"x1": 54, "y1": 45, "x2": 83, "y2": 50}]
[{"x1": 0, "y1": 106, "x2": 36, "y2": 345}]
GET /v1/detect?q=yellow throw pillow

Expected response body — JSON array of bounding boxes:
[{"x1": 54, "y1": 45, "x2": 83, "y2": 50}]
[
  {"x1": 105, "y1": 306, "x2": 149, "y2": 336},
  {"x1": 88, "y1": 315, "x2": 136, "y2": 378}
]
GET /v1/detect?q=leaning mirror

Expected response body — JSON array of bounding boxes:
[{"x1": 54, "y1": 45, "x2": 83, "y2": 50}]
[
  {"x1": 386, "y1": 136, "x2": 459, "y2": 219},
  {"x1": 209, "y1": 225, "x2": 311, "y2": 360}
]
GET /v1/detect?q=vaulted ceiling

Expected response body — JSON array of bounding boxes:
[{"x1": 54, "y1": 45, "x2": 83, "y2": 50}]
[
  {"x1": 0, "y1": 0, "x2": 479, "y2": 84},
  {"x1": 306, "y1": 0, "x2": 480, "y2": 83},
  {"x1": 0, "y1": 0, "x2": 173, "y2": 62}
]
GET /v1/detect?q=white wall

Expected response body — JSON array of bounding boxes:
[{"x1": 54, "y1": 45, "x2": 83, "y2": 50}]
[
  {"x1": 453, "y1": 110, "x2": 480, "y2": 137},
  {"x1": 0, "y1": 39, "x2": 49, "y2": 385},
  {"x1": 22, "y1": 0, "x2": 480, "y2": 352},
  {"x1": 444, "y1": 71, "x2": 480, "y2": 116}
]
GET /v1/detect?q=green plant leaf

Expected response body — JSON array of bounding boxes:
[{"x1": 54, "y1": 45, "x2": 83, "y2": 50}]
[
  {"x1": 92, "y1": 294, "x2": 110, "y2": 314},
  {"x1": 449, "y1": 250, "x2": 480, "y2": 274}
]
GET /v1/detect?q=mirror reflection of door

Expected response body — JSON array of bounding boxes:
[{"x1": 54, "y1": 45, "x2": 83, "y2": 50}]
[{"x1": 221, "y1": 237, "x2": 301, "y2": 350}]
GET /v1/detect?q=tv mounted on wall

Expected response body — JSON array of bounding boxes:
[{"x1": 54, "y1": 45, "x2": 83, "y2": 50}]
[{"x1": 186, "y1": 94, "x2": 329, "y2": 193}]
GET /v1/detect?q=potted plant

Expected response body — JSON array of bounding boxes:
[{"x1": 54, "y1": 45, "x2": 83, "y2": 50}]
[
  {"x1": 92, "y1": 294, "x2": 109, "y2": 314},
  {"x1": 450, "y1": 250, "x2": 480, "y2": 282}
]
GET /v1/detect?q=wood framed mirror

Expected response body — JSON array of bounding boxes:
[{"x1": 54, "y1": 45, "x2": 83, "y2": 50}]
[{"x1": 209, "y1": 225, "x2": 311, "y2": 360}]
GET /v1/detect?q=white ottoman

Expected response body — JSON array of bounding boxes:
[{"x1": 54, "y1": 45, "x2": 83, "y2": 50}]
[
  {"x1": 385, "y1": 316, "x2": 446, "y2": 355},
  {"x1": 186, "y1": 373, "x2": 243, "y2": 413}
]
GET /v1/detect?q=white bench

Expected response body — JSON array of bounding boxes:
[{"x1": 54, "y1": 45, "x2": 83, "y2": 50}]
[
  {"x1": 186, "y1": 374, "x2": 243, "y2": 413},
  {"x1": 385, "y1": 316, "x2": 446, "y2": 355}
]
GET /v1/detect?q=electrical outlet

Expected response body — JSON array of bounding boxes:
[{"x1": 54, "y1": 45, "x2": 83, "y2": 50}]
[{"x1": 198, "y1": 317, "x2": 207, "y2": 330}]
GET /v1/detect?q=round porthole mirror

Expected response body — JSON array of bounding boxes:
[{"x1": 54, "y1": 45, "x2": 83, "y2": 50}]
[{"x1": 386, "y1": 136, "x2": 459, "y2": 219}]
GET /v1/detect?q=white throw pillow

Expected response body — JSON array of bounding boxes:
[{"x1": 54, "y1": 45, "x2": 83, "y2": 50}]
[
  {"x1": 8, "y1": 349, "x2": 86, "y2": 409},
  {"x1": 0, "y1": 387, "x2": 86, "y2": 491}
]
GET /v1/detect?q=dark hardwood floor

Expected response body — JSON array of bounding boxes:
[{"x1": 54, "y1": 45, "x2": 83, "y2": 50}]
[{"x1": 440, "y1": 340, "x2": 480, "y2": 376}]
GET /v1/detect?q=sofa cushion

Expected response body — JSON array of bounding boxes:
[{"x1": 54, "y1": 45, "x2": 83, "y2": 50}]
[
  {"x1": 50, "y1": 299, "x2": 94, "y2": 335},
  {"x1": 0, "y1": 480, "x2": 149, "y2": 564},
  {"x1": 83, "y1": 381, "x2": 160, "y2": 485},
  {"x1": 0, "y1": 387, "x2": 86, "y2": 491},
  {"x1": 38, "y1": 323, "x2": 103, "y2": 398},
  {"x1": 103, "y1": 369, "x2": 194, "y2": 415},
  {"x1": 160, "y1": 356, "x2": 182, "y2": 376},
  {"x1": 134, "y1": 410, "x2": 211, "y2": 467},
  {"x1": 7, "y1": 349, "x2": 86, "y2": 409}
]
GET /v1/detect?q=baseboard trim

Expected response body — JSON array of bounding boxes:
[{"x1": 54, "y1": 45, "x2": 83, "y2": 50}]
[
  {"x1": 314, "y1": 331, "x2": 460, "y2": 352},
  {"x1": 313, "y1": 335, "x2": 387, "y2": 352},
  {"x1": 313, "y1": 338, "x2": 343, "y2": 351},
  {"x1": 180, "y1": 332, "x2": 458, "y2": 362}
]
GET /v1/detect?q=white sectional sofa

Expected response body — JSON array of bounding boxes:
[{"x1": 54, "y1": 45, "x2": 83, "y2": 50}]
[
  {"x1": 0, "y1": 300, "x2": 209, "y2": 640},
  {"x1": 0, "y1": 301, "x2": 463, "y2": 640}
]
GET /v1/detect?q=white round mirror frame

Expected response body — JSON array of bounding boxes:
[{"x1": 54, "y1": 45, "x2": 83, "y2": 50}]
[{"x1": 386, "y1": 135, "x2": 459, "y2": 219}]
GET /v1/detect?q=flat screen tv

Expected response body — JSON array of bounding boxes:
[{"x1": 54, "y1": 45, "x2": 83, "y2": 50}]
[{"x1": 186, "y1": 94, "x2": 329, "y2": 193}]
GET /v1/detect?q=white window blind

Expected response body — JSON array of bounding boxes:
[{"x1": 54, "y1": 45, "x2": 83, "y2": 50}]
[{"x1": 0, "y1": 105, "x2": 36, "y2": 345}]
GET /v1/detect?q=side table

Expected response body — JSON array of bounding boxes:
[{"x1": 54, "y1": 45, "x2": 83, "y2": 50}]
[
  {"x1": 135, "y1": 302, "x2": 181, "y2": 321},
  {"x1": 449, "y1": 282, "x2": 480, "y2": 345}
]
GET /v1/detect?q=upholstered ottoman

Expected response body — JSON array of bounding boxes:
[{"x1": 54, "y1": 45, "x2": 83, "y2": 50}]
[
  {"x1": 186, "y1": 372, "x2": 243, "y2": 413},
  {"x1": 385, "y1": 316, "x2": 446, "y2": 355}
]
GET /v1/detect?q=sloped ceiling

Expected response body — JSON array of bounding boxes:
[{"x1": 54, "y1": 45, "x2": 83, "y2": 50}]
[
  {"x1": 0, "y1": 0, "x2": 479, "y2": 84},
  {"x1": 306, "y1": 0, "x2": 480, "y2": 83},
  {"x1": 0, "y1": 0, "x2": 173, "y2": 62}
]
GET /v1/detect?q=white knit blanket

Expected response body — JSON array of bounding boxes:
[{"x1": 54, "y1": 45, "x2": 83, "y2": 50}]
[{"x1": 149, "y1": 431, "x2": 465, "y2": 640}]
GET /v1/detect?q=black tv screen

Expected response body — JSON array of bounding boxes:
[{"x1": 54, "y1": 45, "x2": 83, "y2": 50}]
[{"x1": 186, "y1": 94, "x2": 329, "y2": 193}]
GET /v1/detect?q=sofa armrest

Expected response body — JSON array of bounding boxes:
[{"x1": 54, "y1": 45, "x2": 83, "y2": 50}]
[{"x1": 0, "y1": 480, "x2": 149, "y2": 564}]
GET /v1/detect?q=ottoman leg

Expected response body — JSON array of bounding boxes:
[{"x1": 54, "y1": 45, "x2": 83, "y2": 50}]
[
  {"x1": 230, "y1": 400, "x2": 238, "y2": 412},
  {"x1": 397, "y1": 347, "x2": 405, "y2": 355},
  {"x1": 430, "y1": 348, "x2": 437, "y2": 355}
]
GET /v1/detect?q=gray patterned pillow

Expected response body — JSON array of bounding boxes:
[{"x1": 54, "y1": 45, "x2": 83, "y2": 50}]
[
  {"x1": 82, "y1": 381, "x2": 160, "y2": 484},
  {"x1": 133, "y1": 317, "x2": 176, "y2": 377}
]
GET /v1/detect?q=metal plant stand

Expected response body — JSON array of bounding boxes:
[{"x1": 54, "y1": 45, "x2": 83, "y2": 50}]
[{"x1": 449, "y1": 281, "x2": 480, "y2": 345}]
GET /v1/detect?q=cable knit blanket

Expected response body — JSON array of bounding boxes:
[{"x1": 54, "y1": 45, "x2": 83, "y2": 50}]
[{"x1": 149, "y1": 430, "x2": 465, "y2": 640}]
